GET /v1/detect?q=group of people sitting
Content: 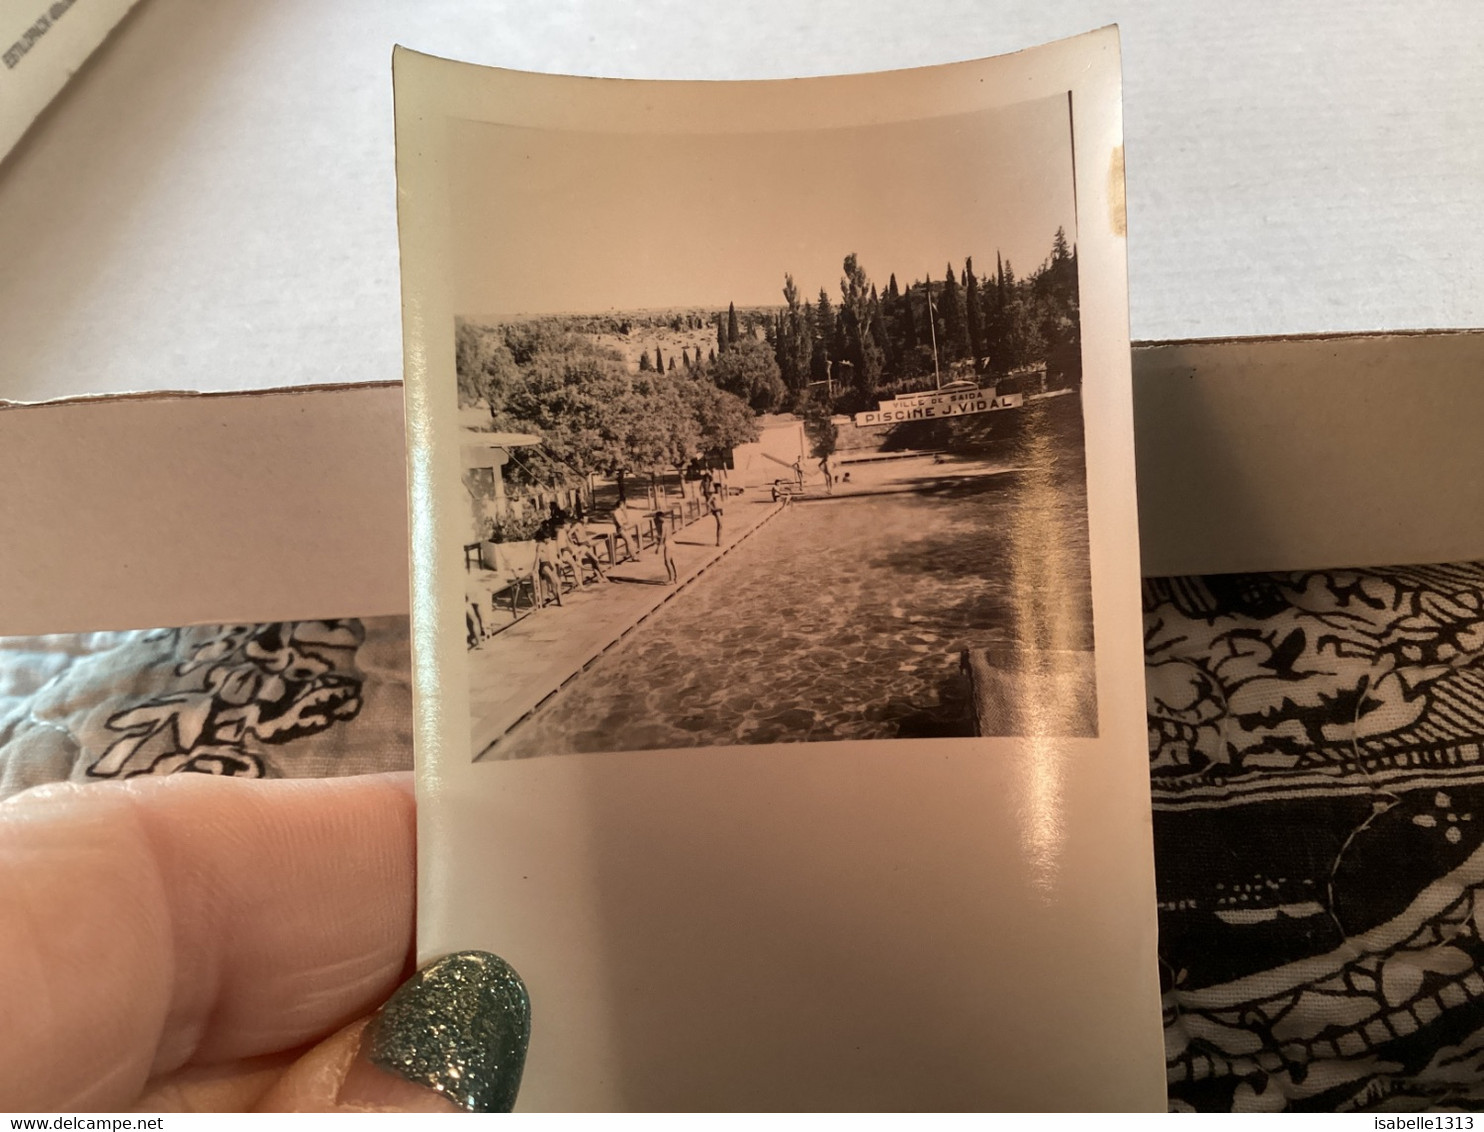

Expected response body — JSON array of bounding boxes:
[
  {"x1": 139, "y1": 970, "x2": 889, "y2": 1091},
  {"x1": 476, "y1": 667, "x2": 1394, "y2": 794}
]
[
  {"x1": 465, "y1": 483, "x2": 733, "y2": 647},
  {"x1": 531, "y1": 510, "x2": 610, "y2": 608},
  {"x1": 465, "y1": 507, "x2": 610, "y2": 646}
]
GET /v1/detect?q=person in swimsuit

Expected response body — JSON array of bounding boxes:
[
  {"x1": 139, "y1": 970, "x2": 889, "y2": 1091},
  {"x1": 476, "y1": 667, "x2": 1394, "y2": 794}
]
[
  {"x1": 550, "y1": 519, "x2": 589, "y2": 589},
  {"x1": 533, "y1": 522, "x2": 565, "y2": 607},
  {"x1": 465, "y1": 590, "x2": 486, "y2": 648},
  {"x1": 708, "y1": 491, "x2": 724, "y2": 546},
  {"x1": 565, "y1": 521, "x2": 609, "y2": 583},
  {"x1": 609, "y1": 502, "x2": 636, "y2": 562},
  {"x1": 654, "y1": 510, "x2": 678, "y2": 584}
]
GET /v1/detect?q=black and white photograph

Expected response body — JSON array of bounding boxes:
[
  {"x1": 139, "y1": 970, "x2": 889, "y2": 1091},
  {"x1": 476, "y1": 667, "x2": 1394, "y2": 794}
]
[
  {"x1": 397, "y1": 39, "x2": 1165, "y2": 1110},
  {"x1": 452, "y1": 93, "x2": 1097, "y2": 761}
]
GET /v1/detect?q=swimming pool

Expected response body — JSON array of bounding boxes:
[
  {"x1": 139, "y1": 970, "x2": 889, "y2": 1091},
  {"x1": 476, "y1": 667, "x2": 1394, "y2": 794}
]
[{"x1": 492, "y1": 422, "x2": 1093, "y2": 756}]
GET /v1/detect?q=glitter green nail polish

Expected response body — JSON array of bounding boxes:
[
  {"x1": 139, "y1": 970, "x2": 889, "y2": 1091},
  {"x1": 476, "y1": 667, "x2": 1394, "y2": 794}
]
[{"x1": 363, "y1": 950, "x2": 531, "y2": 1113}]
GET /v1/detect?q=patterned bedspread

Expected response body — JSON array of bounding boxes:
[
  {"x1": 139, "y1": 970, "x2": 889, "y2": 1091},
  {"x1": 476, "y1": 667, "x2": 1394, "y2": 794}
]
[
  {"x1": 3, "y1": 561, "x2": 1482, "y2": 1112},
  {"x1": 0, "y1": 618, "x2": 413, "y2": 797},
  {"x1": 1150, "y1": 563, "x2": 1484, "y2": 1112}
]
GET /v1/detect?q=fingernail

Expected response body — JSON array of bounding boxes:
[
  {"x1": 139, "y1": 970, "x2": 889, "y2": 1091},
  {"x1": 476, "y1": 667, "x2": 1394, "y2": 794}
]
[{"x1": 360, "y1": 950, "x2": 531, "y2": 1113}]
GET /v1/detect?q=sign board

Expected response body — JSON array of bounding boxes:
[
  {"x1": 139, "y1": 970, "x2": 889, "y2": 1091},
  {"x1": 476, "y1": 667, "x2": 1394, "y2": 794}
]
[
  {"x1": 854, "y1": 389, "x2": 1024, "y2": 427},
  {"x1": 887, "y1": 385, "x2": 982, "y2": 408}
]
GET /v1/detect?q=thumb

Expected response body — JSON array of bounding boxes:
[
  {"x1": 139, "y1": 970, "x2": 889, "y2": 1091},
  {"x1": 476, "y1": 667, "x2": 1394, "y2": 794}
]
[{"x1": 256, "y1": 952, "x2": 531, "y2": 1113}]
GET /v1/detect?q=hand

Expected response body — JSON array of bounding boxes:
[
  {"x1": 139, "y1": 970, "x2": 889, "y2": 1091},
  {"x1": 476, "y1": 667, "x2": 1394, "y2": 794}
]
[{"x1": 0, "y1": 773, "x2": 527, "y2": 1112}]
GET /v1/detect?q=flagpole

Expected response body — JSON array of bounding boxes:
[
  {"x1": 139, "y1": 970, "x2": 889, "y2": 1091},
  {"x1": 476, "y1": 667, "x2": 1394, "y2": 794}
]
[{"x1": 925, "y1": 277, "x2": 942, "y2": 391}]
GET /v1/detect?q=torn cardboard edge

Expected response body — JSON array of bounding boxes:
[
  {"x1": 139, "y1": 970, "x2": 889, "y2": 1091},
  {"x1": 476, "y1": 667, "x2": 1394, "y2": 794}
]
[
  {"x1": 1, "y1": 329, "x2": 1480, "y2": 636},
  {"x1": 0, "y1": 378, "x2": 401, "y2": 411}
]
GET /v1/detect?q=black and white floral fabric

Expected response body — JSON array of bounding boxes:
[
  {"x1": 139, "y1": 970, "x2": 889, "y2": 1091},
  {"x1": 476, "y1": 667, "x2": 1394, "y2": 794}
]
[
  {"x1": 1150, "y1": 564, "x2": 1484, "y2": 1111},
  {"x1": 0, "y1": 617, "x2": 412, "y2": 798}
]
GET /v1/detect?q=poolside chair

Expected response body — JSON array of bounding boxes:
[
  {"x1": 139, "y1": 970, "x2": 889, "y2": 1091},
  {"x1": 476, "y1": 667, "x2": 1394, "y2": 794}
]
[
  {"x1": 472, "y1": 540, "x2": 540, "y2": 622},
  {"x1": 571, "y1": 522, "x2": 620, "y2": 571},
  {"x1": 608, "y1": 509, "x2": 648, "y2": 557}
]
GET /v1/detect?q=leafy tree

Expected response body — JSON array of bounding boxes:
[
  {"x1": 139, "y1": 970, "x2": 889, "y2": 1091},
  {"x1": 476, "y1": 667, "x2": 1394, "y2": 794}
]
[
  {"x1": 638, "y1": 349, "x2": 653, "y2": 372},
  {"x1": 633, "y1": 372, "x2": 701, "y2": 477},
  {"x1": 706, "y1": 335, "x2": 785, "y2": 413},
  {"x1": 802, "y1": 395, "x2": 838, "y2": 462},
  {"x1": 682, "y1": 377, "x2": 759, "y2": 464},
  {"x1": 454, "y1": 319, "x2": 521, "y2": 410},
  {"x1": 492, "y1": 341, "x2": 635, "y2": 483}
]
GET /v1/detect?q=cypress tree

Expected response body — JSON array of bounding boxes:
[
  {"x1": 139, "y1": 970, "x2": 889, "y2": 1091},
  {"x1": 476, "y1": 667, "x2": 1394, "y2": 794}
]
[
  {"x1": 1052, "y1": 226, "x2": 1071, "y2": 263},
  {"x1": 900, "y1": 281, "x2": 919, "y2": 357},
  {"x1": 941, "y1": 261, "x2": 970, "y2": 364},
  {"x1": 836, "y1": 255, "x2": 882, "y2": 404},
  {"x1": 727, "y1": 302, "x2": 739, "y2": 346},
  {"x1": 964, "y1": 256, "x2": 984, "y2": 369},
  {"x1": 655, "y1": 345, "x2": 664, "y2": 372},
  {"x1": 983, "y1": 252, "x2": 1007, "y2": 375},
  {"x1": 868, "y1": 284, "x2": 896, "y2": 381},
  {"x1": 812, "y1": 287, "x2": 834, "y2": 385},
  {"x1": 797, "y1": 301, "x2": 818, "y2": 394},
  {"x1": 922, "y1": 270, "x2": 938, "y2": 380}
]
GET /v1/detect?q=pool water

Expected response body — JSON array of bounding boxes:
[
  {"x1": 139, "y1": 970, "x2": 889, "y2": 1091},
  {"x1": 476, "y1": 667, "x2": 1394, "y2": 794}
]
[{"x1": 493, "y1": 426, "x2": 1093, "y2": 756}]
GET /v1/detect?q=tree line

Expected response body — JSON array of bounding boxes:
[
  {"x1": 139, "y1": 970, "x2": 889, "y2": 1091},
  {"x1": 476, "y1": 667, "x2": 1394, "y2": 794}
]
[
  {"x1": 761, "y1": 229, "x2": 1080, "y2": 415},
  {"x1": 455, "y1": 228, "x2": 1079, "y2": 491},
  {"x1": 456, "y1": 319, "x2": 758, "y2": 503},
  {"x1": 627, "y1": 228, "x2": 1080, "y2": 415}
]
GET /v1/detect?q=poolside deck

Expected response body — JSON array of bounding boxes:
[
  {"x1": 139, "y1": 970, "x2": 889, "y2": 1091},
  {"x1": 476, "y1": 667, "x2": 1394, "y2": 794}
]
[{"x1": 469, "y1": 492, "x2": 787, "y2": 758}]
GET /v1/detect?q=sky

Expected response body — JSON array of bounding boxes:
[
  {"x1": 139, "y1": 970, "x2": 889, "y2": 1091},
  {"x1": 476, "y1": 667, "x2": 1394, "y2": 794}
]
[{"x1": 449, "y1": 92, "x2": 1076, "y2": 319}]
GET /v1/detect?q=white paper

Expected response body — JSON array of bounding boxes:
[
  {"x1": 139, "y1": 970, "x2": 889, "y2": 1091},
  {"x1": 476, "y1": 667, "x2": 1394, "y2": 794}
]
[{"x1": 0, "y1": 0, "x2": 139, "y2": 161}]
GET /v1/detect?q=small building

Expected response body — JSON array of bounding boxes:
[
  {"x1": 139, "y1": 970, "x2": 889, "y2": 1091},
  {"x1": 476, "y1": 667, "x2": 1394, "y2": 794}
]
[
  {"x1": 730, "y1": 412, "x2": 809, "y2": 487},
  {"x1": 460, "y1": 406, "x2": 540, "y2": 543}
]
